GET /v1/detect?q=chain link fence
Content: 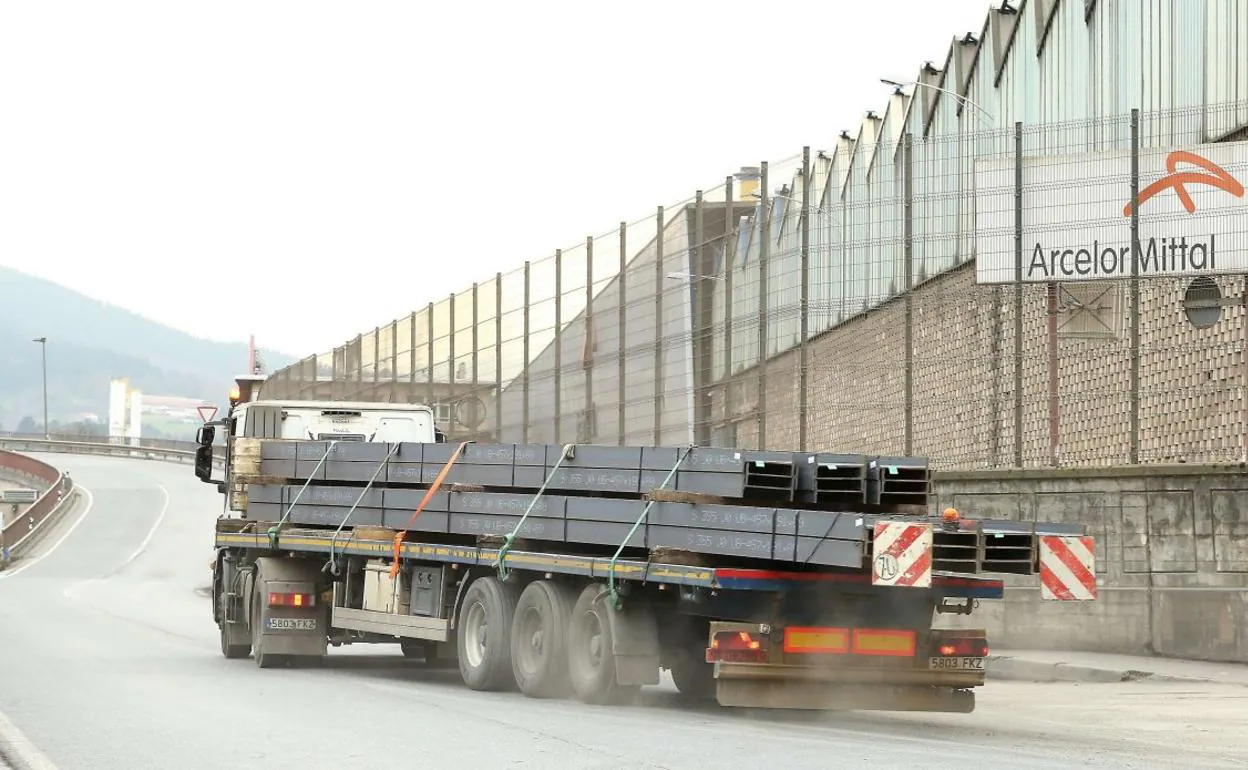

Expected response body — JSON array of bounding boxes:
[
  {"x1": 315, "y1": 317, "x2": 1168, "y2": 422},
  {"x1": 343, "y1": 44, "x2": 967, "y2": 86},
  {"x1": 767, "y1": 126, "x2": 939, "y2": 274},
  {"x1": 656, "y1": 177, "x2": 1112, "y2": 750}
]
[{"x1": 260, "y1": 101, "x2": 1248, "y2": 470}]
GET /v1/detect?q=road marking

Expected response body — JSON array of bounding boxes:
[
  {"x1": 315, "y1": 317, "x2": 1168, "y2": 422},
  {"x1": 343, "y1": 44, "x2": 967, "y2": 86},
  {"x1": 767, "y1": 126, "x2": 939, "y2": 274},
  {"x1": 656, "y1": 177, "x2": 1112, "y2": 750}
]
[
  {"x1": 1039, "y1": 535, "x2": 1097, "y2": 601},
  {"x1": 63, "y1": 482, "x2": 170, "y2": 599},
  {"x1": 0, "y1": 708, "x2": 58, "y2": 770},
  {"x1": 0, "y1": 486, "x2": 95, "y2": 582},
  {"x1": 871, "y1": 522, "x2": 932, "y2": 588}
]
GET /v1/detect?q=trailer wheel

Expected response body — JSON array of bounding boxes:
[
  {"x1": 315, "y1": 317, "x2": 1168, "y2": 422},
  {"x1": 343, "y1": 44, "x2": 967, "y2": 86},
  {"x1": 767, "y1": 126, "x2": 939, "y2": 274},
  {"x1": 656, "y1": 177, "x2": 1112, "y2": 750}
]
[
  {"x1": 220, "y1": 621, "x2": 251, "y2": 659},
  {"x1": 567, "y1": 584, "x2": 639, "y2": 706},
  {"x1": 457, "y1": 577, "x2": 519, "y2": 691},
  {"x1": 250, "y1": 584, "x2": 288, "y2": 669},
  {"x1": 510, "y1": 580, "x2": 575, "y2": 698},
  {"x1": 669, "y1": 650, "x2": 715, "y2": 701}
]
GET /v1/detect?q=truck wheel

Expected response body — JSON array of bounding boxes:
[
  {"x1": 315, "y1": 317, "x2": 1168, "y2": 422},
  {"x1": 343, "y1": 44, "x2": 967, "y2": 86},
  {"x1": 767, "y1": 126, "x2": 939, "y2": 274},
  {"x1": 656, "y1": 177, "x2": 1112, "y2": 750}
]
[
  {"x1": 457, "y1": 577, "x2": 519, "y2": 691},
  {"x1": 510, "y1": 580, "x2": 575, "y2": 698},
  {"x1": 250, "y1": 585, "x2": 288, "y2": 669},
  {"x1": 669, "y1": 649, "x2": 715, "y2": 701},
  {"x1": 220, "y1": 621, "x2": 251, "y2": 659},
  {"x1": 567, "y1": 583, "x2": 639, "y2": 706}
]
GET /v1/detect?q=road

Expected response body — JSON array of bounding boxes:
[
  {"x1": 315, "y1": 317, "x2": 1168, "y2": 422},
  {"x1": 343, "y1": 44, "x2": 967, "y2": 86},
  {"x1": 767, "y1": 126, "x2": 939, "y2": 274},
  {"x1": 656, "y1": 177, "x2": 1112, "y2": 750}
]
[{"x1": 0, "y1": 454, "x2": 1245, "y2": 770}]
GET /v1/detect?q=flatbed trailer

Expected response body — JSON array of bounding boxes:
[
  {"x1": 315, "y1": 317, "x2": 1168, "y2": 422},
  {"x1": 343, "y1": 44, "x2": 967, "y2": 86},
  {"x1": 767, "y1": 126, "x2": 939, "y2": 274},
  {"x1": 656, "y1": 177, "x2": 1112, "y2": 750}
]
[{"x1": 198, "y1": 414, "x2": 1098, "y2": 713}]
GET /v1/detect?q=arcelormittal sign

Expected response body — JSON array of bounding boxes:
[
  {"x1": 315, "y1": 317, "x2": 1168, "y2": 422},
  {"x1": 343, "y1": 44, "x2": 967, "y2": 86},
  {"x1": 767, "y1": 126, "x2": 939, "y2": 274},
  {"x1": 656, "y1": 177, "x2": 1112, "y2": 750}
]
[{"x1": 974, "y1": 141, "x2": 1247, "y2": 284}]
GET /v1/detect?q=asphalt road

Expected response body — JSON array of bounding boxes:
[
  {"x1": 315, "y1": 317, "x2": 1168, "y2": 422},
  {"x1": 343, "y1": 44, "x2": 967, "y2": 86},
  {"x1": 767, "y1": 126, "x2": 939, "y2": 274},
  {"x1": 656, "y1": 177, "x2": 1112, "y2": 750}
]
[{"x1": 1, "y1": 453, "x2": 1245, "y2": 770}]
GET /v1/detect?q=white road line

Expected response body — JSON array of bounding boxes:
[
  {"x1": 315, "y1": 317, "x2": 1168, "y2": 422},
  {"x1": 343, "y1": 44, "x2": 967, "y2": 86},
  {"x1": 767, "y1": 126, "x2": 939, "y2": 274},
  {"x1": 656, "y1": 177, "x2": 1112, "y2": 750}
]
[
  {"x1": 0, "y1": 708, "x2": 58, "y2": 770},
  {"x1": 63, "y1": 482, "x2": 170, "y2": 599},
  {"x1": 0, "y1": 486, "x2": 95, "y2": 581}
]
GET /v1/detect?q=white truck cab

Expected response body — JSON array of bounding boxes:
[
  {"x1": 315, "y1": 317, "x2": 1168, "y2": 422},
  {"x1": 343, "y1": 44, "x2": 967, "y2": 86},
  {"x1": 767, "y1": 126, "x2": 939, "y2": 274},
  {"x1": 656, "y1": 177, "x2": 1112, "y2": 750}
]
[{"x1": 230, "y1": 400, "x2": 439, "y2": 444}]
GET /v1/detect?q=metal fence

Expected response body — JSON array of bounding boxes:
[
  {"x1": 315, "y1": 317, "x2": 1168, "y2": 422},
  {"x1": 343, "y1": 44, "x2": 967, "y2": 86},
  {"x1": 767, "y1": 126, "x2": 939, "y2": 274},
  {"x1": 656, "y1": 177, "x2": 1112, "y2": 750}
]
[{"x1": 261, "y1": 101, "x2": 1248, "y2": 470}]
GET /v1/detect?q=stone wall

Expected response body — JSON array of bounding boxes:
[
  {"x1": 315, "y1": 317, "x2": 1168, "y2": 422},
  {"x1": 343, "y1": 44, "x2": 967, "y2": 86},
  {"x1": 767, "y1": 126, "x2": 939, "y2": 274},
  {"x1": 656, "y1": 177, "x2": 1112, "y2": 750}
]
[{"x1": 931, "y1": 464, "x2": 1248, "y2": 663}]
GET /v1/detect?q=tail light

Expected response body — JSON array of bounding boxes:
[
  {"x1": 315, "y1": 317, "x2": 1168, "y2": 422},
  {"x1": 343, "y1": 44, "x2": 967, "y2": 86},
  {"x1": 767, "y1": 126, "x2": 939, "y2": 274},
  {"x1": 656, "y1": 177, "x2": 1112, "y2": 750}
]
[
  {"x1": 268, "y1": 591, "x2": 315, "y2": 608},
  {"x1": 935, "y1": 637, "x2": 988, "y2": 657},
  {"x1": 706, "y1": 631, "x2": 766, "y2": 663}
]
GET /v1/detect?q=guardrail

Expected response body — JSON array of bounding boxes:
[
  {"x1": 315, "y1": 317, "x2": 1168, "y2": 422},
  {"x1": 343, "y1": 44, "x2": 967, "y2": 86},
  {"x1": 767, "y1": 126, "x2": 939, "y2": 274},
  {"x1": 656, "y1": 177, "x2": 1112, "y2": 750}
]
[
  {"x1": 0, "y1": 434, "x2": 227, "y2": 468},
  {"x1": 0, "y1": 448, "x2": 75, "y2": 565}
]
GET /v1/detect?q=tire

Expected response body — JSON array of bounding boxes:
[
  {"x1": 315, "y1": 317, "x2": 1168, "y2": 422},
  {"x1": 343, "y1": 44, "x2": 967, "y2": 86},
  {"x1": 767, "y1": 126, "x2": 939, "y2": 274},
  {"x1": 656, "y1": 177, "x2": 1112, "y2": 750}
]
[
  {"x1": 510, "y1": 580, "x2": 576, "y2": 698},
  {"x1": 402, "y1": 639, "x2": 459, "y2": 669},
  {"x1": 220, "y1": 621, "x2": 251, "y2": 659},
  {"x1": 456, "y1": 577, "x2": 520, "y2": 691},
  {"x1": 250, "y1": 584, "x2": 287, "y2": 669},
  {"x1": 669, "y1": 649, "x2": 715, "y2": 701},
  {"x1": 567, "y1": 583, "x2": 639, "y2": 706}
]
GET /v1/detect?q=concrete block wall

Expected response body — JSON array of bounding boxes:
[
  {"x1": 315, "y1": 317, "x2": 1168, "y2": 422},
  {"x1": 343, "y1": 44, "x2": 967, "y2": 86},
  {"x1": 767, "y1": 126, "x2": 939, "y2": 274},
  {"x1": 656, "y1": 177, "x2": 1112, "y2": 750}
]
[{"x1": 932, "y1": 464, "x2": 1248, "y2": 663}]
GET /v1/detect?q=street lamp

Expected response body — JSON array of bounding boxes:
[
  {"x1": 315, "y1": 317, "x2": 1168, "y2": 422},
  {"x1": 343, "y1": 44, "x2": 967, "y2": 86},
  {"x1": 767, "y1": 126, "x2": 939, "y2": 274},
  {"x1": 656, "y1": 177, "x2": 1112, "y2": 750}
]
[
  {"x1": 879, "y1": 78, "x2": 994, "y2": 124},
  {"x1": 32, "y1": 337, "x2": 47, "y2": 438}
]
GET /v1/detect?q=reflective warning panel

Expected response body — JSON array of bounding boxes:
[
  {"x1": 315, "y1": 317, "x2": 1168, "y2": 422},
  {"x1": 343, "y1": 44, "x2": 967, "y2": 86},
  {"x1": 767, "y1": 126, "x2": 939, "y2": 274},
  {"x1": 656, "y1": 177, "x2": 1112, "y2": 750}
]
[
  {"x1": 1039, "y1": 535, "x2": 1097, "y2": 601},
  {"x1": 871, "y1": 522, "x2": 933, "y2": 588}
]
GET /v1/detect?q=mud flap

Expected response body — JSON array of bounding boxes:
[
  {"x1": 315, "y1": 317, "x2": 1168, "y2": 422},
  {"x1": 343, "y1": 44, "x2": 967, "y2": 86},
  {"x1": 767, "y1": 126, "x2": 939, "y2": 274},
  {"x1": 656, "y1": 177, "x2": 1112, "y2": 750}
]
[{"x1": 604, "y1": 598, "x2": 660, "y2": 687}]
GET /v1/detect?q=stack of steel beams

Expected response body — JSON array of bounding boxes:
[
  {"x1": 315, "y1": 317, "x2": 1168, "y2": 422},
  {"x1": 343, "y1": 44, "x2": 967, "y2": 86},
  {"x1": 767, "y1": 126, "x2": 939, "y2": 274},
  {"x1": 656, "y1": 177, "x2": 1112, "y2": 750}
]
[{"x1": 240, "y1": 440, "x2": 1073, "y2": 574}]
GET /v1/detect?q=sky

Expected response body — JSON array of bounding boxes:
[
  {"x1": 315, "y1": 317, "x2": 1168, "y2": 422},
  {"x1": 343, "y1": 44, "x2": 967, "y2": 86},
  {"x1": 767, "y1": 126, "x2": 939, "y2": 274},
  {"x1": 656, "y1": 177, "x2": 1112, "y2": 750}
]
[{"x1": 0, "y1": 0, "x2": 994, "y2": 359}]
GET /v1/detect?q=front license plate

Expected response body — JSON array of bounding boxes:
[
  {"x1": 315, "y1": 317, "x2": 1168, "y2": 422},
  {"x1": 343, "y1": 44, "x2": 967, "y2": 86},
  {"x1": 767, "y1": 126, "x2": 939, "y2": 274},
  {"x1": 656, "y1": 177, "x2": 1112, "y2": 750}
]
[
  {"x1": 928, "y1": 656, "x2": 984, "y2": 671},
  {"x1": 266, "y1": 617, "x2": 318, "y2": 631}
]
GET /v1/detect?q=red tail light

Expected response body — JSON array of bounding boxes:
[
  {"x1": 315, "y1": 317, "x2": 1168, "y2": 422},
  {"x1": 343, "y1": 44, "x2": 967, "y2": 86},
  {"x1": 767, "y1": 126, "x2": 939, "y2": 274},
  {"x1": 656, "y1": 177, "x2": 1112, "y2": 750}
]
[
  {"x1": 936, "y1": 637, "x2": 988, "y2": 657},
  {"x1": 268, "y1": 591, "x2": 315, "y2": 608},
  {"x1": 706, "y1": 631, "x2": 766, "y2": 663}
]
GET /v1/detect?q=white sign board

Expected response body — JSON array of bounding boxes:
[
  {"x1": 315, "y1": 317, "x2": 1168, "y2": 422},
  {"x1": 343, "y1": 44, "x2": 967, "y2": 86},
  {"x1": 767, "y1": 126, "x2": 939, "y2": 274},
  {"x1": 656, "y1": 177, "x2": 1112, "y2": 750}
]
[{"x1": 975, "y1": 140, "x2": 1248, "y2": 284}]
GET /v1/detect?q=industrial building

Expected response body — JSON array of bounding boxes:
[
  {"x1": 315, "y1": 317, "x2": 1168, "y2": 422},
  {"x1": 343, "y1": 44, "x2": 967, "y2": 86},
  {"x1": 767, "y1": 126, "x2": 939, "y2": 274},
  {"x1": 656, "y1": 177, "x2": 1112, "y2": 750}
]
[{"x1": 261, "y1": 0, "x2": 1248, "y2": 470}]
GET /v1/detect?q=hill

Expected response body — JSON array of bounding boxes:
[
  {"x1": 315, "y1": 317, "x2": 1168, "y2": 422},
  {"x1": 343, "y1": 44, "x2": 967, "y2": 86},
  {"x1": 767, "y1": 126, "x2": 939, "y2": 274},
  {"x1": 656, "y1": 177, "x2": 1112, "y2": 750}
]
[{"x1": 0, "y1": 265, "x2": 297, "y2": 437}]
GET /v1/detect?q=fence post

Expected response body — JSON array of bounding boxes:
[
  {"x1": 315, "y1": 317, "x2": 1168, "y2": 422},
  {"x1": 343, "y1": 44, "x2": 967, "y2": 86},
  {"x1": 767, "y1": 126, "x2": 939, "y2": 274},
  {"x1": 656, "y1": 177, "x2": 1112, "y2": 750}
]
[
  {"x1": 1012, "y1": 122, "x2": 1024, "y2": 468},
  {"x1": 757, "y1": 161, "x2": 770, "y2": 450},
  {"x1": 494, "y1": 274, "x2": 503, "y2": 441},
  {"x1": 693, "y1": 190, "x2": 708, "y2": 447},
  {"x1": 554, "y1": 249, "x2": 563, "y2": 443},
  {"x1": 1129, "y1": 107, "x2": 1141, "y2": 464},
  {"x1": 585, "y1": 236, "x2": 595, "y2": 442},
  {"x1": 618, "y1": 222, "x2": 627, "y2": 445},
  {"x1": 447, "y1": 293, "x2": 456, "y2": 398},
  {"x1": 902, "y1": 135, "x2": 914, "y2": 457},
  {"x1": 471, "y1": 282, "x2": 479, "y2": 437},
  {"x1": 723, "y1": 176, "x2": 735, "y2": 444},
  {"x1": 799, "y1": 146, "x2": 812, "y2": 452},
  {"x1": 654, "y1": 206, "x2": 665, "y2": 445},
  {"x1": 522, "y1": 260, "x2": 531, "y2": 444},
  {"x1": 426, "y1": 303, "x2": 436, "y2": 414}
]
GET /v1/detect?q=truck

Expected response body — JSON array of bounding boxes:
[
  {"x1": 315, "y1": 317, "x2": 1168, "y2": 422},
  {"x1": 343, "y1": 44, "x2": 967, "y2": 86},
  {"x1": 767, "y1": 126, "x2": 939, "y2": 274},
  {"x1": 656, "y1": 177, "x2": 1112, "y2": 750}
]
[{"x1": 194, "y1": 378, "x2": 1097, "y2": 712}]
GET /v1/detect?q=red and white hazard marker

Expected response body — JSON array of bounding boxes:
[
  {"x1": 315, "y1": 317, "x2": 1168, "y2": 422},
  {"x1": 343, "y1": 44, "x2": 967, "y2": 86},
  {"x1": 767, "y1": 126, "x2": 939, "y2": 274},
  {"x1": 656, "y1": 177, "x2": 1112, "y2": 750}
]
[
  {"x1": 1039, "y1": 535, "x2": 1097, "y2": 601},
  {"x1": 871, "y1": 522, "x2": 933, "y2": 588}
]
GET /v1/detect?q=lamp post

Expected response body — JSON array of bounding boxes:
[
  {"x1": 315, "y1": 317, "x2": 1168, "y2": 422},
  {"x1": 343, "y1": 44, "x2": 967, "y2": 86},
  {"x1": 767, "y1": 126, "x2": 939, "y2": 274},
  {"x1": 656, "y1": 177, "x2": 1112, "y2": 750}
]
[{"x1": 32, "y1": 337, "x2": 48, "y2": 438}]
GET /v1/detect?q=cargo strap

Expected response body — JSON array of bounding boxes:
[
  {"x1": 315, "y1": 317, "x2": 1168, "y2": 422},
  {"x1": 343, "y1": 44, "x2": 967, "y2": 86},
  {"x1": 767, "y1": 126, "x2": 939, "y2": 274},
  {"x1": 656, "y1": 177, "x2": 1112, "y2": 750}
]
[
  {"x1": 266, "y1": 441, "x2": 339, "y2": 549},
  {"x1": 495, "y1": 444, "x2": 575, "y2": 581},
  {"x1": 389, "y1": 441, "x2": 471, "y2": 579},
  {"x1": 605, "y1": 445, "x2": 693, "y2": 608},
  {"x1": 326, "y1": 443, "x2": 400, "y2": 570}
]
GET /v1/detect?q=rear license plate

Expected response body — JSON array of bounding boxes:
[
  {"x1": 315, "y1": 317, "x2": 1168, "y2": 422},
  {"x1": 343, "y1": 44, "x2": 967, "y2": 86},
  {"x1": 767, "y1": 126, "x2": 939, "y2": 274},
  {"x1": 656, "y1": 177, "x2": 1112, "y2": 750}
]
[
  {"x1": 266, "y1": 617, "x2": 318, "y2": 631},
  {"x1": 928, "y1": 656, "x2": 984, "y2": 670}
]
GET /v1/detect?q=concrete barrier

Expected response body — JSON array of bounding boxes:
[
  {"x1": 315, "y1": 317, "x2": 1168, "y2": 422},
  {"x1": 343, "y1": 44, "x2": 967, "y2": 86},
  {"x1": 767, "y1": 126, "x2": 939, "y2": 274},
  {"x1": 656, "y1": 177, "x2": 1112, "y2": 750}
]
[
  {"x1": 932, "y1": 463, "x2": 1248, "y2": 665},
  {"x1": 0, "y1": 449, "x2": 75, "y2": 566}
]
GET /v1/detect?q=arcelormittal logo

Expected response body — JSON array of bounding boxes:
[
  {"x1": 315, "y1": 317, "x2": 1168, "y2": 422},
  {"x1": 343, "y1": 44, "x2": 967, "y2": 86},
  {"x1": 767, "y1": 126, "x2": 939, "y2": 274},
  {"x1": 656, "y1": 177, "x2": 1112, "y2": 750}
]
[{"x1": 1123, "y1": 150, "x2": 1245, "y2": 216}]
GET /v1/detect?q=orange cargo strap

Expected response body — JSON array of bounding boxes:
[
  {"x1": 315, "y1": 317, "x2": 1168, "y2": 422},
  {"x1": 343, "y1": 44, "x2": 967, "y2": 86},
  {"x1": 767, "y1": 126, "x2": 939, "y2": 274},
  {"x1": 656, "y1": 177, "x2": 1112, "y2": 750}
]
[{"x1": 389, "y1": 441, "x2": 470, "y2": 578}]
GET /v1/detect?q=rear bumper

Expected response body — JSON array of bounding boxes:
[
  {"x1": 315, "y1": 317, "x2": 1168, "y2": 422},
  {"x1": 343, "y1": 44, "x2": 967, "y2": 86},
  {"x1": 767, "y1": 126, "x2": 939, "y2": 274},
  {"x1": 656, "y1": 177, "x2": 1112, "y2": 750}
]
[
  {"x1": 715, "y1": 678, "x2": 977, "y2": 712},
  {"x1": 714, "y1": 660, "x2": 986, "y2": 688}
]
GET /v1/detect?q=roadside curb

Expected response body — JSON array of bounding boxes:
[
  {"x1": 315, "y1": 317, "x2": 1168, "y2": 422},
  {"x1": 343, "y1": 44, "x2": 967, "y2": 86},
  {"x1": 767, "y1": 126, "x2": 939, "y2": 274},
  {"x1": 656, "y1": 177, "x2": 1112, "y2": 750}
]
[
  {"x1": 0, "y1": 708, "x2": 58, "y2": 770},
  {"x1": 986, "y1": 653, "x2": 1215, "y2": 685}
]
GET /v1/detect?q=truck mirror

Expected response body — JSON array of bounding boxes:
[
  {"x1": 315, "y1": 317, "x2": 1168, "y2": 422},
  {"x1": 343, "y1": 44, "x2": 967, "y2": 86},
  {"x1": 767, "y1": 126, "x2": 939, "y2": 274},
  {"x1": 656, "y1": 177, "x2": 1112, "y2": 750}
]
[
  {"x1": 194, "y1": 444, "x2": 214, "y2": 482},
  {"x1": 196, "y1": 425, "x2": 216, "y2": 446}
]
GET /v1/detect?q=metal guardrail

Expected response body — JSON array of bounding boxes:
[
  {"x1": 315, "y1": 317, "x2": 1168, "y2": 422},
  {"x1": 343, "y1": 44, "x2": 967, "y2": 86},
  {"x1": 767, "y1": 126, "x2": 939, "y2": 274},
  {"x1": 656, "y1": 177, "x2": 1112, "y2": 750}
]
[
  {"x1": 0, "y1": 437, "x2": 227, "y2": 566},
  {"x1": 0, "y1": 449, "x2": 75, "y2": 565}
]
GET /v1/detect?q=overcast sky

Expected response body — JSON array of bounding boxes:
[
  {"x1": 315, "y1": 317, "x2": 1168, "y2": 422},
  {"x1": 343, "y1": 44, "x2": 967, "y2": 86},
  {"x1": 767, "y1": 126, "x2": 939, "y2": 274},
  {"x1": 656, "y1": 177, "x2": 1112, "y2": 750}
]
[{"x1": 0, "y1": 0, "x2": 992, "y2": 358}]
